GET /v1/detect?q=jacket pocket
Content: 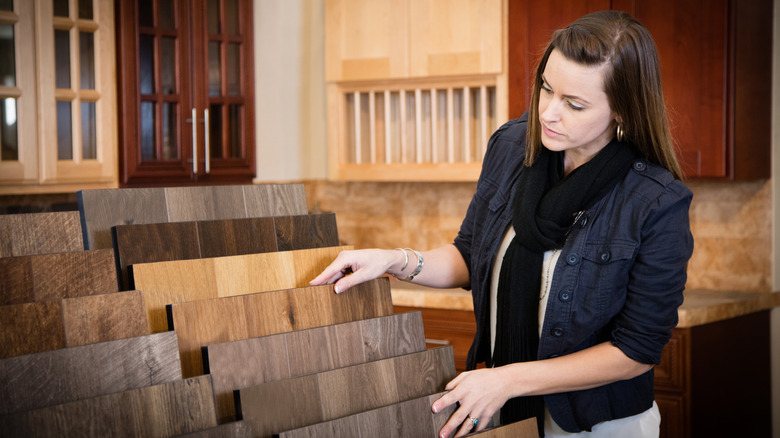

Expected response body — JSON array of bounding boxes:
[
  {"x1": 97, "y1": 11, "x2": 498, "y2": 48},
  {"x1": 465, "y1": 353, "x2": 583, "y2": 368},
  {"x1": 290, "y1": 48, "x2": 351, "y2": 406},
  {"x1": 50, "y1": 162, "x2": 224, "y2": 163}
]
[{"x1": 576, "y1": 239, "x2": 637, "y2": 326}]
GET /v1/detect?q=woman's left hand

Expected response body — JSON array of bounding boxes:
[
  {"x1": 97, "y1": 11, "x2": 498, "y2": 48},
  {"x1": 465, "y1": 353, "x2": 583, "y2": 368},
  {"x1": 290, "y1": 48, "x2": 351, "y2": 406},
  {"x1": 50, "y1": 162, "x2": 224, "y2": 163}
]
[{"x1": 431, "y1": 368, "x2": 513, "y2": 438}]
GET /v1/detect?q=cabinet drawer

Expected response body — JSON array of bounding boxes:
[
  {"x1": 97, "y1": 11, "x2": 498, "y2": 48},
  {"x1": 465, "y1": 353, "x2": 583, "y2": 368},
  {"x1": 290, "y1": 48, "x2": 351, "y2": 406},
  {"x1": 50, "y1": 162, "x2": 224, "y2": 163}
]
[
  {"x1": 654, "y1": 328, "x2": 688, "y2": 392},
  {"x1": 655, "y1": 393, "x2": 688, "y2": 438},
  {"x1": 394, "y1": 306, "x2": 476, "y2": 373}
]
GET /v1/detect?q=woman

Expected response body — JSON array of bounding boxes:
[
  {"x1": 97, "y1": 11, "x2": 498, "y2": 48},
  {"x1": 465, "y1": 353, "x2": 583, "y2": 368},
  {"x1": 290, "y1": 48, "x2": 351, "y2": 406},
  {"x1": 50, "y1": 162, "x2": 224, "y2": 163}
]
[{"x1": 311, "y1": 10, "x2": 693, "y2": 438}]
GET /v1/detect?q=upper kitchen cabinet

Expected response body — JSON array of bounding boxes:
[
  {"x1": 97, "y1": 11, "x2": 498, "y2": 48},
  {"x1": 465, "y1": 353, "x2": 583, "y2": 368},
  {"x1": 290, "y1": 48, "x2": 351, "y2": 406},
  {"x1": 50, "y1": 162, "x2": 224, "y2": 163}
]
[
  {"x1": 117, "y1": 0, "x2": 255, "y2": 187},
  {"x1": 0, "y1": 0, "x2": 118, "y2": 194},
  {"x1": 508, "y1": 0, "x2": 772, "y2": 180}
]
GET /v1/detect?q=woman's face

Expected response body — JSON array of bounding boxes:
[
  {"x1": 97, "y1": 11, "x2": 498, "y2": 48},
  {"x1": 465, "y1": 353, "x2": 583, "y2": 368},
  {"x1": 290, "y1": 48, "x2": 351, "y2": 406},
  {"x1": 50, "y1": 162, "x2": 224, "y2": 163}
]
[{"x1": 538, "y1": 49, "x2": 617, "y2": 172}]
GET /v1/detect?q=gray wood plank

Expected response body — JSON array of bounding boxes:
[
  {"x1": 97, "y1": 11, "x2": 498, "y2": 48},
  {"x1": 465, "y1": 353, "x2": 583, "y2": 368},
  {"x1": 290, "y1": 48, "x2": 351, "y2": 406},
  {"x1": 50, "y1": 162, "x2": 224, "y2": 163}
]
[
  {"x1": 0, "y1": 375, "x2": 217, "y2": 437},
  {"x1": 165, "y1": 186, "x2": 248, "y2": 222},
  {"x1": 174, "y1": 420, "x2": 254, "y2": 437},
  {"x1": 242, "y1": 184, "x2": 308, "y2": 217},
  {"x1": 0, "y1": 331, "x2": 181, "y2": 414},
  {"x1": 0, "y1": 212, "x2": 83, "y2": 257},
  {"x1": 78, "y1": 188, "x2": 168, "y2": 250}
]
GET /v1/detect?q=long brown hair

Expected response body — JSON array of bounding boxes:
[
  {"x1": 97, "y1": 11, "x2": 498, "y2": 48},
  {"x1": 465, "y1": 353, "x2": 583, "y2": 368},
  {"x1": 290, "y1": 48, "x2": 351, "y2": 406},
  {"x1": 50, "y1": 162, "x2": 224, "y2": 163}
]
[{"x1": 526, "y1": 10, "x2": 683, "y2": 180}]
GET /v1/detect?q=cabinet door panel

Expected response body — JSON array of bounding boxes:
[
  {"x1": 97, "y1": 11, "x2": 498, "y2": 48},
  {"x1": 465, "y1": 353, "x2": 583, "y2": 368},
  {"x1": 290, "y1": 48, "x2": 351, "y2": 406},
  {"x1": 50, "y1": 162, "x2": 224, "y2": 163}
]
[
  {"x1": 325, "y1": 0, "x2": 409, "y2": 81},
  {"x1": 409, "y1": 0, "x2": 502, "y2": 78}
]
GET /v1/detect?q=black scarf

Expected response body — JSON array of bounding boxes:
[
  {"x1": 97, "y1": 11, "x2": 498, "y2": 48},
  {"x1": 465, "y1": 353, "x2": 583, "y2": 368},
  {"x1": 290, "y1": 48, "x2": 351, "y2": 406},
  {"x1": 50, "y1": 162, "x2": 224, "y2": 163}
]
[{"x1": 493, "y1": 138, "x2": 639, "y2": 430}]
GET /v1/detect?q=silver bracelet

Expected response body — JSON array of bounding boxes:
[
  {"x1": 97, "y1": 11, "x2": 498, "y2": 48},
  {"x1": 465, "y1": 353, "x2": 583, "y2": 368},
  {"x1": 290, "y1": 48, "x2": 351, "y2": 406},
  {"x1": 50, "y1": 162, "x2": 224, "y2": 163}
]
[
  {"x1": 394, "y1": 248, "x2": 409, "y2": 275},
  {"x1": 404, "y1": 248, "x2": 424, "y2": 281}
]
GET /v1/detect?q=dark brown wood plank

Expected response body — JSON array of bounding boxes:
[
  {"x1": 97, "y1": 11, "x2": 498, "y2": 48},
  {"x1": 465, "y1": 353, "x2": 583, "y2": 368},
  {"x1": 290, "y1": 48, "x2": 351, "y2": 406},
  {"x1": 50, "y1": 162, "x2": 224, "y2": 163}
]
[
  {"x1": 113, "y1": 222, "x2": 202, "y2": 290},
  {"x1": 0, "y1": 212, "x2": 83, "y2": 257},
  {"x1": 196, "y1": 217, "x2": 277, "y2": 258},
  {"x1": 0, "y1": 257, "x2": 33, "y2": 305},
  {"x1": 242, "y1": 184, "x2": 308, "y2": 217},
  {"x1": 205, "y1": 311, "x2": 425, "y2": 423},
  {"x1": 273, "y1": 213, "x2": 340, "y2": 251},
  {"x1": 0, "y1": 301, "x2": 64, "y2": 358},
  {"x1": 165, "y1": 186, "x2": 248, "y2": 222},
  {"x1": 0, "y1": 375, "x2": 217, "y2": 436},
  {"x1": 169, "y1": 278, "x2": 393, "y2": 379},
  {"x1": 0, "y1": 331, "x2": 181, "y2": 414},
  {"x1": 77, "y1": 187, "x2": 169, "y2": 250},
  {"x1": 26, "y1": 250, "x2": 118, "y2": 302},
  {"x1": 175, "y1": 420, "x2": 254, "y2": 437},
  {"x1": 61, "y1": 290, "x2": 149, "y2": 347},
  {"x1": 237, "y1": 347, "x2": 456, "y2": 437}
]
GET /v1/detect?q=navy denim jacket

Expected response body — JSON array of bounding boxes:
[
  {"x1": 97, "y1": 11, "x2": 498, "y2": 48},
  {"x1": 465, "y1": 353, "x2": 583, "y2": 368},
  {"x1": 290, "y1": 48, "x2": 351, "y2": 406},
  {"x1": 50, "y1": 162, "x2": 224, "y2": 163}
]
[{"x1": 453, "y1": 114, "x2": 694, "y2": 432}]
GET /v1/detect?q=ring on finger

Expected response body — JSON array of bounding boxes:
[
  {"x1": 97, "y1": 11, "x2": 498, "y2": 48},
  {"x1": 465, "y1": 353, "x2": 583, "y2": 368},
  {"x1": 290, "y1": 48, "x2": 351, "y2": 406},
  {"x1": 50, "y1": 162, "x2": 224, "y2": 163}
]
[{"x1": 469, "y1": 416, "x2": 479, "y2": 427}]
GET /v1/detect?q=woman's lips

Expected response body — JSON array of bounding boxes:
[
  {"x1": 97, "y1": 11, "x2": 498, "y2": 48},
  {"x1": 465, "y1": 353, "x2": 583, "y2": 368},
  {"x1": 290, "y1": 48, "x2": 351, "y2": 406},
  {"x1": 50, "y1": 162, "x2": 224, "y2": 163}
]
[{"x1": 542, "y1": 123, "x2": 562, "y2": 138}]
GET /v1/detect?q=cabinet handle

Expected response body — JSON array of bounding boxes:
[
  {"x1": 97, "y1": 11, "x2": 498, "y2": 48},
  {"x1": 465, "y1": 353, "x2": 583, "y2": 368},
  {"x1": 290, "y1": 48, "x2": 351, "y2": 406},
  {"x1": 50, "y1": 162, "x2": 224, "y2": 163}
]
[
  {"x1": 425, "y1": 338, "x2": 450, "y2": 346},
  {"x1": 191, "y1": 108, "x2": 197, "y2": 174},
  {"x1": 204, "y1": 108, "x2": 210, "y2": 174}
]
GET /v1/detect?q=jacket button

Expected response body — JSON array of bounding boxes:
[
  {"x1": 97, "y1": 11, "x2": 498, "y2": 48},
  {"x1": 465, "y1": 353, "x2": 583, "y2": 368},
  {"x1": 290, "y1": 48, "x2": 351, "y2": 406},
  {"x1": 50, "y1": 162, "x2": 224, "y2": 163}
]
[
  {"x1": 580, "y1": 216, "x2": 588, "y2": 227},
  {"x1": 566, "y1": 253, "x2": 579, "y2": 265},
  {"x1": 633, "y1": 160, "x2": 646, "y2": 172},
  {"x1": 551, "y1": 327, "x2": 564, "y2": 337},
  {"x1": 559, "y1": 290, "x2": 572, "y2": 302},
  {"x1": 600, "y1": 251, "x2": 610, "y2": 262}
]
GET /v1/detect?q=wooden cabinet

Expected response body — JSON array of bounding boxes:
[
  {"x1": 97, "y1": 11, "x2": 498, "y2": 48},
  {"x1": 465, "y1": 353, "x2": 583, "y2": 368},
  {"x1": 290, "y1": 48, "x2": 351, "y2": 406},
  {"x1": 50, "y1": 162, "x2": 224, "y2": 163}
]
[
  {"x1": 0, "y1": 0, "x2": 118, "y2": 194},
  {"x1": 507, "y1": 0, "x2": 772, "y2": 180},
  {"x1": 116, "y1": 0, "x2": 255, "y2": 187}
]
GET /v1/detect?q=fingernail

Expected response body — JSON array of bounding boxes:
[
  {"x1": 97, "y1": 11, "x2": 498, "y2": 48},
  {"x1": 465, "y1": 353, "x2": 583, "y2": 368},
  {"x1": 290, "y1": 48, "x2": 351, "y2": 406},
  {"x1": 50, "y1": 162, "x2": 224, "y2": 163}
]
[
  {"x1": 432, "y1": 404, "x2": 438, "y2": 413},
  {"x1": 334, "y1": 285, "x2": 341, "y2": 294}
]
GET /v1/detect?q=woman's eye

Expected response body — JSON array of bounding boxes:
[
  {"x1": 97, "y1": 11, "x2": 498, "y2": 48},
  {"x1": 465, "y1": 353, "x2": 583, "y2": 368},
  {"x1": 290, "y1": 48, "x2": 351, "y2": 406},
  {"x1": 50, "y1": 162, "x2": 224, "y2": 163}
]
[
  {"x1": 567, "y1": 101, "x2": 584, "y2": 111},
  {"x1": 541, "y1": 83, "x2": 552, "y2": 93}
]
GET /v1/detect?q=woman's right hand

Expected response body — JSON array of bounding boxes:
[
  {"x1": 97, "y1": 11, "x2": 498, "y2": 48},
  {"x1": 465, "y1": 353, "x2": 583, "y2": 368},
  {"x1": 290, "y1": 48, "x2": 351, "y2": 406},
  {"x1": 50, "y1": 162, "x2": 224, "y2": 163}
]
[{"x1": 309, "y1": 248, "x2": 405, "y2": 293}]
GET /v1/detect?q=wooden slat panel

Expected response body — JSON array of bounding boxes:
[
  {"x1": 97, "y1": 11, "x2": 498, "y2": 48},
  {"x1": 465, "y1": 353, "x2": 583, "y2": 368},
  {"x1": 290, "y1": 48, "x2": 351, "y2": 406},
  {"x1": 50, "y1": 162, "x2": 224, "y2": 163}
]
[
  {"x1": 0, "y1": 375, "x2": 217, "y2": 436},
  {"x1": 205, "y1": 310, "x2": 423, "y2": 422},
  {"x1": 237, "y1": 347, "x2": 456, "y2": 437},
  {"x1": 170, "y1": 277, "x2": 393, "y2": 379},
  {"x1": 0, "y1": 331, "x2": 181, "y2": 414},
  {"x1": 130, "y1": 246, "x2": 352, "y2": 333},
  {"x1": 77, "y1": 184, "x2": 308, "y2": 250},
  {"x1": 0, "y1": 291, "x2": 149, "y2": 358},
  {"x1": 0, "y1": 250, "x2": 117, "y2": 305},
  {"x1": 276, "y1": 392, "x2": 456, "y2": 438},
  {"x1": 0, "y1": 212, "x2": 83, "y2": 257}
]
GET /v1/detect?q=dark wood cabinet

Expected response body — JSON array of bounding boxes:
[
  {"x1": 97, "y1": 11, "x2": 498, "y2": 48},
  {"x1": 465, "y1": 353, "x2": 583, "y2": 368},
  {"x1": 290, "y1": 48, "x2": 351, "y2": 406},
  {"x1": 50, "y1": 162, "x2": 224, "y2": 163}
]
[
  {"x1": 507, "y1": 0, "x2": 772, "y2": 180},
  {"x1": 116, "y1": 0, "x2": 255, "y2": 187}
]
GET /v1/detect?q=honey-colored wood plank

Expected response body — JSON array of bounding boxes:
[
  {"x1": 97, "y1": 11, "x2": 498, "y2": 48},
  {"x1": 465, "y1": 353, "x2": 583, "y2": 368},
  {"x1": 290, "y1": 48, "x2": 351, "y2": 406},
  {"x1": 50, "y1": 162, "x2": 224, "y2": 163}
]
[
  {"x1": 113, "y1": 222, "x2": 202, "y2": 290},
  {"x1": 0, "y1": 375, "x2": 217, "y2": 436},
  {"x1": 165, "y1": 186, "x2": 248, "y2": 222},
  {"x1": 237, "y1": 347, "x2": 455, "y2": 437},
  {"x1": 0, "y1": 301, "x2": 64, "y2": 358},
  {"x1": 196, "y1": 217, "x2": 277, "y2": 258},
  {"x1": 0, "y1": 331, "x2": 181, "y2": 414},
  {"x1": 77, "y1": 187, "x2": 169, "y2": 250},
  {"x1": 27, "y1": 250, "x2": 118, "y2": 302},
  {"x1": 273, "y1": 213, "x2": 340, "y2": 251},
  {"x1": 131, "y1": 246, "x2": 352, "y2": 333},
  {"x1": 170, "y1": 278, "x2": 392, "y2": 379},
  {"x1": 0, "y1": 257, "x2": 34, "y2": 305},
  {"x1": 0, "y1": 211, "x2": 83, "y2": 257},
  {"x1": 242, "y1": 184, "x2": 308, "y2": 217},
  {"x1": 61, "y1": 290, "x2": 148, "y2": 347},
  {"x1": 204, "y1": 309, "x2": 420, "y2": 423}
]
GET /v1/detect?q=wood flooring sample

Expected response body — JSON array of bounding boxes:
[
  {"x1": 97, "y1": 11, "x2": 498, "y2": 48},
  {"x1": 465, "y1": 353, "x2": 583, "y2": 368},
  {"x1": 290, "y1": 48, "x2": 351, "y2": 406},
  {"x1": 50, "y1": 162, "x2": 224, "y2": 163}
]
[
  {"x1": 0, "y1": 375, "x2": 217, "y2": 436},
  {"x1": 169, "y1": 277, "x2": 394, "y2": 379},
  {"x1": 204, "y1": 310, "x2": 423, "y2": 422},
  {"x1": 276, "y1": 392, "x2": 456, "y2": 438},
  {"x1": 176, "y1": 420, "x2": 254, "y2": 437},
  {"x1": 0, "y1": 331, "x2": 181, "y2": 414},
  {"x1": 237, "y1": 347, "x2": 456, "y2": 437},
  {"x1": 78, "y1": 183, "x2": 307, "y2": 250},
  {"x1": 0, "y1": 291, "x2": 148, "y2": 358},
  {"x1": 0, "y1": 211, "x2": 83, "y2": 257},
  {"x1": 130, "y1": 245, "x2": 352, "y2": 332},
  {"x1": 0, "y1": 249, "x2": 117, "y2": 305},
  {"x1": 464, "y1": 418, "x2": 539, "y2": 437}
]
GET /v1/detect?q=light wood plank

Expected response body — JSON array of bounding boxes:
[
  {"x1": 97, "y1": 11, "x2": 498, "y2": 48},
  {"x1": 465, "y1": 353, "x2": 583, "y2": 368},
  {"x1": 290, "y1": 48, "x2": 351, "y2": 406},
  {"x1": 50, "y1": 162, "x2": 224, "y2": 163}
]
[
  {"x1": 0, "y1": 375, "x2": 217, "y2": 436},
  {"x1": 0, "y1": 212, "x2": 83, "y2": 257},
  {"x1": 237, "y1": 347, "x2": 455, "y2": 437},
  {"x1": 242, "y1": 184, "x2": 308, "y2": 217},
  {"x1": 131, "y1": 246, "x2": 351, "y2": 333},
  {"x1": 0, "y1": 331, "x2": 181, "y2": 414}
]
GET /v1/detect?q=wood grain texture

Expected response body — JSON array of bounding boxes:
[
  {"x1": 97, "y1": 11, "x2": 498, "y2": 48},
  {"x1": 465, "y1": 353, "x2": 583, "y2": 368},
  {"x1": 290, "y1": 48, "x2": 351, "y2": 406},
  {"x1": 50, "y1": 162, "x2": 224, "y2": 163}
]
[
  {"x1": 276, "y1": 392, "x2": 456, "y2": 438},
  {"x1": 0, "y1": 331, "x2": 181, "y2": 414},
  {"x1": 0, "y1": 291, "x2": 148, "y2": 358},
  {"x1": 130, "y1": 246, "x2": 352, "y2": 333},
  {"x1": 175, "y1": 420, "x2": 254, "y2": 437},
  {"x1": 0, "y1": 212, "x2": 83, "y2": 257},
  {"x1": 0, "y1": 250, "x2": 118, "y2": 305},
  {"x1": 205, "y1": 310, "x2": 423, "y2": 422},
  {"x1": 237, "y1": 347, "x2": 456, "y2": 437},
  {"x1": 0, "y1": 375, "x2": 217, "y2": 437},
  {"x1": 169, "y1": 277, "x2": 393, "y2": 379},
  {"x1": 463, "y1": 418, "x2": 539, "y2": 437},
  {"x1": 113, "y1": 214, "x2": 338, "y2": 290},
  {"x1": 78, "y1": 184, "x2": 307, "y2": 250}
]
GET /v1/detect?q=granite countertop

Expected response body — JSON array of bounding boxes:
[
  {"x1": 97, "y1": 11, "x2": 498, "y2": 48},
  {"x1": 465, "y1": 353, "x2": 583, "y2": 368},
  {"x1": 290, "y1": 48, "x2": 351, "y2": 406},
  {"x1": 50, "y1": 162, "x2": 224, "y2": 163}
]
[{"x1": 389, "y1": 277, "x2": 780, "y2": 328}]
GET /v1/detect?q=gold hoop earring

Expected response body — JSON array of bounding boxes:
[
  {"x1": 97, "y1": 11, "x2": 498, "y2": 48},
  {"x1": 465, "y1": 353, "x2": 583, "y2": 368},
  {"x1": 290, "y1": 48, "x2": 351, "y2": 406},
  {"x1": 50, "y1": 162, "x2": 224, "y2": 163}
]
[{"x1": 616, "y1": 124, "x2": 624, "y2": 142}]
